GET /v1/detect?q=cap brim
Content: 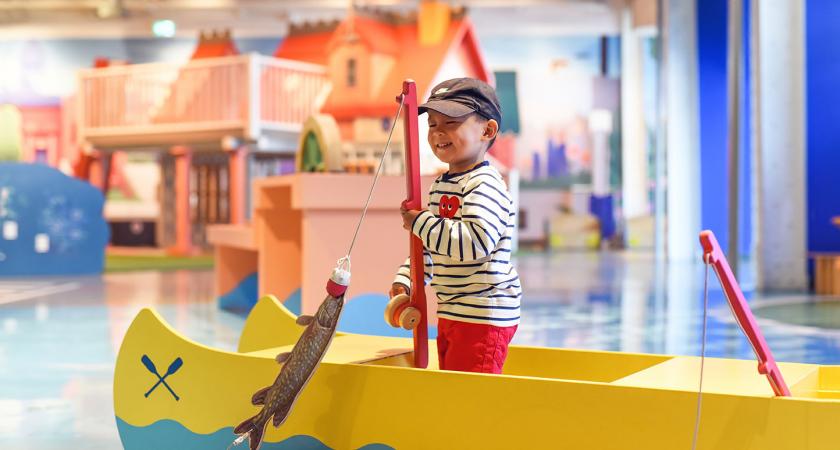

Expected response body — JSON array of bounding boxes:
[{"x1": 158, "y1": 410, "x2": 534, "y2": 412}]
[{"x1": 418, "y1": 99, "x2": 475, "y2": 117}]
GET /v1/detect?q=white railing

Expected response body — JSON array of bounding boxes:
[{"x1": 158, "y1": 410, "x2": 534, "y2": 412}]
[
  {"x1": 77, "y1": 53, "x2": 330, "y2": 146},
  {"x1": 257, "y1": 56, "x2": 331, "y2": 128}
]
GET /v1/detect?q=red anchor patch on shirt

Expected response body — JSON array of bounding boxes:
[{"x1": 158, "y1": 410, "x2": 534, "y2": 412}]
[{"x1": 438, "y1": 195, "x2": 461, "y2": 219}]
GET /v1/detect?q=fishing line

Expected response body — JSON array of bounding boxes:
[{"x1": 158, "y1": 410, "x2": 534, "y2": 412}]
[
  {"x1": 344, "y1": 93, "x2": 406, "y2": 262},
  {"x1": 691, "y1": 255, "x2": 711, "y2": 450}
]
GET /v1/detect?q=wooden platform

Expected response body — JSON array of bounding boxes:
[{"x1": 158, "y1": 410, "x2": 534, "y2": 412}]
[{"x1": 813, "y1": 253, "x2": 840, "y2": 296}]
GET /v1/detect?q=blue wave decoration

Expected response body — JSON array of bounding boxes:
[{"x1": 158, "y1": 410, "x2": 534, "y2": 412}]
[
  {"x1": 218, "y1": 272, "x2": 259, "y2": 314},
  {"x1": 220, "y1": 278, "x2": 304, "y2": 319},
  {"x1": 284, "y1": 288, "x2": 302, "y2": 316},
  {"x1": 219, "y1": 282, "x2": 438, "y2": 338},
  {"x1": 339, "y1": 293, "x2": 438, "y2": 339},
  {"x1": 116, "y1": 417, "x2": 394, "y2": 450}
]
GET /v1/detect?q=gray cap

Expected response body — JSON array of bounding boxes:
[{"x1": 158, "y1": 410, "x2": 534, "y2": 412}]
[{"x1": 419, "y1": 77, "x2": 502, "y2": 126}]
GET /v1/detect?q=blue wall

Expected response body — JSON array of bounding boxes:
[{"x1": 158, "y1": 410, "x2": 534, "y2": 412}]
[
  {"x1": 696, "y1": 0, "x2": 752, "y2": 259},
  {"x1": 698, "y1": 0, "x2": 840, "y2": 273},
  {"x1": 738, "y1": 1, "x2": 752, "y2": 259},
  {"x1": 806, "y1": 0, "x2": 840, "y2": 253},
  {"x1": 697, "y1": 0, "x2": 729, "y2": 251}
]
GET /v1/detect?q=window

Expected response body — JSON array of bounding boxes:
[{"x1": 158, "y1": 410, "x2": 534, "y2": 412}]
[{"x1": 347, "y1": 58, "x2": 357, "y2": 87}]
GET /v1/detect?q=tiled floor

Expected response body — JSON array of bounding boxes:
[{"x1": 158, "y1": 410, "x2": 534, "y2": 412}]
[{"x1": 1, "y1": 251, "x2": 838, "y2": 448}]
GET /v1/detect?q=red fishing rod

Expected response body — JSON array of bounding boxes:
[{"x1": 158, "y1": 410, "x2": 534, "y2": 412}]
[
  {"x1": 383, "y1": 80, "x2": 429, "y2": 369},
  {"x1": 401, "y1": 80, "x2": 429, "y2": 369}
]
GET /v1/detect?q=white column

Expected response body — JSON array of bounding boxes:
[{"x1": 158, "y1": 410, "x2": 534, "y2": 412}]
[
  {"x1": 664, "y1": 0, "x2": 702, "y2": 261},
  {"x1": 590, "y1": 110, "x2": 613, "y2": 197},
  {"x1": 621, "y1": 5, "x2": 649, "y2": 220},
  {"x1": 753, "y1": 0, "x2": 807, "y2": 289}
]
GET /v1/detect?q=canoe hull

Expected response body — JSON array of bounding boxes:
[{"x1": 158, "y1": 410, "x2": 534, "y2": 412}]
[{"x1": 115, "y1": 298, "x2": 840, "y2": 450}]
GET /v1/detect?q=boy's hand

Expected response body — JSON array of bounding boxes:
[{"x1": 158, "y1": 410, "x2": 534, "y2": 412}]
[
  {"x1": 400, "y1": 206, "x2": 425, "y2": 231},
  {"x1": 390, "y1": 283, "x2": 408, "y2": 298}
]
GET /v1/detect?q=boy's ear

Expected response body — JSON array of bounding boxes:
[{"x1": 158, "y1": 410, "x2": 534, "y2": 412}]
[{"x1": 482, "y1": 119, "x2": 499, "y2": 141}]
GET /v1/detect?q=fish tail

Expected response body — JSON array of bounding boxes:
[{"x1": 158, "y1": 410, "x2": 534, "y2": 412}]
[
  {"x1": 248, "y1": 422, "x2": 266, "y2": 450},
  {"x1": 232, "y1": 415, "x2": 267, "y2": 450}
]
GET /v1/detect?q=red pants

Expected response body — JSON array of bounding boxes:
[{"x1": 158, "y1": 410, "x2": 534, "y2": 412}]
[{"x1": 436, "y1": 318, "x2": 517, "y2": 374}]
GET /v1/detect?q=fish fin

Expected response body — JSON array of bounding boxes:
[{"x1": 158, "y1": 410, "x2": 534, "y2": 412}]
[
  {"x1": 295, "y1": 315, "x2": 314, "y2": 326},
  {"x1": 233, "y1": 414, "x2": 256, "y2": 435},
  {"x1": 272, "y1": 403, "x2": 293, "y2": 428},
  {"x1": 275, "y1": 352, "x2": 291, "y2": 364},
  {"x1": 251, "y1": 386, "x2": 271, "y2": 406}
]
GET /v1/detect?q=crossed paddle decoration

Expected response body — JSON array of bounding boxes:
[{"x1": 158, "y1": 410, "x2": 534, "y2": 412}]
[{"x1": 141, "y1": 355, "x2": 183, "y2": 401}]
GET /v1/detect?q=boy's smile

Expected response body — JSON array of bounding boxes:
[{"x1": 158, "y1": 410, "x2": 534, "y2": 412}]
[{"x1": 427, "y1": 110, "x2": 496, "y2": 173}]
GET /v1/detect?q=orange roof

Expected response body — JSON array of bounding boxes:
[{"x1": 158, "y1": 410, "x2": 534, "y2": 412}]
[
  {"x1": 325, "y1": 18, "x2": 489, "y2": 119},
  {"x1": 326, "y1": 16, "x2": 400, "y2": 55},
  {"x1": 191, "y1": 30, "x2": 239, "y2": 59},
  {"x1": 274, "y1": 16, "x2": 402, "y2": 64},
  {"x1": 274, "y1": 26, "x2": 335, "y2": 65},
  {"x1": 274, "y1": 9, "x2": 491, "y2": 120}
]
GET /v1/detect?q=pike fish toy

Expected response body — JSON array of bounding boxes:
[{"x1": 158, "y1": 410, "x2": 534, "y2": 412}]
[{"x1": 230, "y1": 266, "x2": 350, "y2": 450}]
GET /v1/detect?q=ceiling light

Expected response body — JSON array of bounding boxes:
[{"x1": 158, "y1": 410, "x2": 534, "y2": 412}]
[{"x1": 152, "y1": 19, "x2": 176, "y2": 38}]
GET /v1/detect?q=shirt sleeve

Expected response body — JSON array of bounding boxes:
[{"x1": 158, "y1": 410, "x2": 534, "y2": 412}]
[
  {"x1": 392, "y1": 252, "x2": 434, "y2": 293},
  {"x1": 412, "y1": 174, "x2": 512, "y2": 262}
]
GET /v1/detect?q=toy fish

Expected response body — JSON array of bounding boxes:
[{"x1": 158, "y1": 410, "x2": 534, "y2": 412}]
[{"x1": 231, "y1": 268, "x2": 349, "y2": 450}]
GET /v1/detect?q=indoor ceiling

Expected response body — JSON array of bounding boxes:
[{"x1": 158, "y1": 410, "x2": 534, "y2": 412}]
[{"x1": 0, "y1": 0, "x2": 623, "y2": 38}]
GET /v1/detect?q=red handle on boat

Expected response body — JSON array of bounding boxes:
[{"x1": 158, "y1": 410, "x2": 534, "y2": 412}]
[
  {"x1": 699, "y1": 230, "x2": 790, "y2": 396},
  {"x1": 399, "y1": 79, "x2": 428, "y2": 369}
]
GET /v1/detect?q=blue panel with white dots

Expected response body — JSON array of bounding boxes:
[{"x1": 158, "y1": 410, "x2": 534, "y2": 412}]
[{"x1": 0, "y1": 163, "x2": 109, "y2": 276}]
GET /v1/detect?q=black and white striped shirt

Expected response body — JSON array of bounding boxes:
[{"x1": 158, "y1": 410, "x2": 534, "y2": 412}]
[{"x1": 393, "y1": 161, "x2": 521, "y2": 327}]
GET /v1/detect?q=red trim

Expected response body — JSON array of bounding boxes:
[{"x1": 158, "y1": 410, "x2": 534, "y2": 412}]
[{"x1": 326, "y1": 279, "x2": 348, "y2": 298}]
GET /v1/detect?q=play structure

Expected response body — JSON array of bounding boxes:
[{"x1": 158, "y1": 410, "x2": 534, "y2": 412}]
[
  {"x1": 274, "y1": 3, "x2": 492, "y2": 175},
  {"x1": 115, "y1": 229, "x2": 840, "y2": 449},
  {"x1": 75, "y1": 30, "x2": 330, "y2": 252},
  {"x1": 65, "y1": 2, "x2": 521, "y2": 255},
  {"x1": 206, "y1": 171, "x2": 437, "y2": 317}
]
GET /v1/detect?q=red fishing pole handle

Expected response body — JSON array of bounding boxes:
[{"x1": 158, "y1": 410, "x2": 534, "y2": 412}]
[
  {"x1": 399, "y1": 79, "x2": 428, "y2": 369},
  {"x1": 699, "y1": 230, "x2": 790, "y2": 396}
]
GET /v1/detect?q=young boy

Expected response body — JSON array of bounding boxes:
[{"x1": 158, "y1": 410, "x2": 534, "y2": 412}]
[{"x1": 391, "y1": 77, "x2": 521, "y2": 374}]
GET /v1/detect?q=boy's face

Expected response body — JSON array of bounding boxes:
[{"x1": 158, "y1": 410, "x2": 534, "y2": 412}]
[{"x1": 426, "y1": 110, "x2": 497, "y2": 171}]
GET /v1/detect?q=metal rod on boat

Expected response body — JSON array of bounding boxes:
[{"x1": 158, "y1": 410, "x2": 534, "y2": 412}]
[{"x1": 699, "y1": 230, "x2": 790, "y2": 396}]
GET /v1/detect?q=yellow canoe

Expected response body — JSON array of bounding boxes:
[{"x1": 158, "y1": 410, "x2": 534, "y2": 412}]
[{"x1": 115, "y1": 295, "x2": 840, "y2": 450}]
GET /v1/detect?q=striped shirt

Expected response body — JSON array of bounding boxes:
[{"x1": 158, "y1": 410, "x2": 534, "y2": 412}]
[{"x1": 393, "y1": 161, "x2": 521, "y2": 327}]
